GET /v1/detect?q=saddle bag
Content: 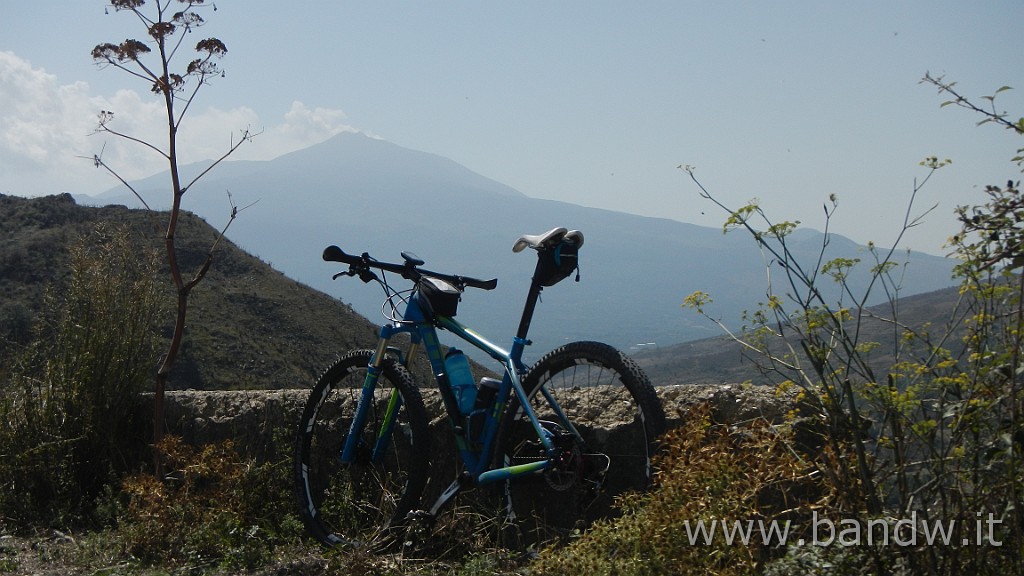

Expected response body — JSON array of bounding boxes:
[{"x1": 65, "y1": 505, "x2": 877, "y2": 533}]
[{"x1": 536, "y1": 241, "x2": 580, "y2": 287}]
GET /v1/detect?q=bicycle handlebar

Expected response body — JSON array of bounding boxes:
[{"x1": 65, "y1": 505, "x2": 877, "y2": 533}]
[{"x1": 323, "y1": 245, "x2": 498, "y2": 291}]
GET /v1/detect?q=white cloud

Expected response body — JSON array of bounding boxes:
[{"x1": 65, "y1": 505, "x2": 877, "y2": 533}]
[
  {"x1": 0, "y1": 51, "x2": 364, "y2": 197},
  {"x1": 0, "y1": 52, "x2": 96, "y2": 169},
  {"x1": 228, "y1": 101, "x2": 366, "y2": 162}
]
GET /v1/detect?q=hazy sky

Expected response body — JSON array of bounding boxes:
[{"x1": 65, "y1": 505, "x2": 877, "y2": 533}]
[{"x1": 2, "y1": 1, "x2": 1022, "y2": 255}]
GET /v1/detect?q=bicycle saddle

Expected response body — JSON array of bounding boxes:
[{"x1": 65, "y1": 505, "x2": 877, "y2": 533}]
[{"x1": 512, "y1": 227, "x2": 585, "y2": 253}]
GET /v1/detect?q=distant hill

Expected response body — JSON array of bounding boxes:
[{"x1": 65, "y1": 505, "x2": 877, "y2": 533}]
[
  {"x1": 632, "y1": 284, "x2": 968, "y2": 386},
  {"x1": 0, "y1": 193, "x2": 383, "y2": 390},
  {"x1": 1, "y1": 193, "x2": 966, "y2": 390},
  {"x1": 86, "y1": 132, "x2": 959, "y2": 364}
]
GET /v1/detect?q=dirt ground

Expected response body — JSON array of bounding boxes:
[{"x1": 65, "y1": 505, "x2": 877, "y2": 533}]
[{"x1": 1, "y1": 530, "x2": 83, "y2": 576}]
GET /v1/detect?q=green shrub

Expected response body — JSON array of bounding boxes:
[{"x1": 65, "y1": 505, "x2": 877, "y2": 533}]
[
  {"x1": 529, "y1": 404, "x2": 830, "y2": 575},
  {"x1": 0, "y1": 223, "x2": 162, "y2": 526},
  {"x1": 116, "y1": 435, "x2": 302, "y2": 571}
]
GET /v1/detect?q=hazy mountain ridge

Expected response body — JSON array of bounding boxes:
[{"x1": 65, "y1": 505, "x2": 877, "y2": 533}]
[
  {"x1": 0, "y1": 192, "x2": 382, "y2": 390},
  {"x1": 633, "y1": 283, "x2": 969, "y2": 386},
  {"x1": 2, "y1": 192, "x2": 965, "y2": 389},
  {"x1": 87, "y1": 132, "x2": 958, "y2": 363}
]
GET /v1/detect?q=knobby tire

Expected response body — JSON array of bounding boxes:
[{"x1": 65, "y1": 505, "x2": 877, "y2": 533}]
[
  {"x1": 294, "y1": 350, "x2": 430, "y2": 547},
  {"x1": 495, "y1": 340, "x2": 666, "y2": 545}
]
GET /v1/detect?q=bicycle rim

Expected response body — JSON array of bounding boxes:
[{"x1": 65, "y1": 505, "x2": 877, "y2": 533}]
[
  {"x1": 496, "y1": 341, "x2": 666, "y2": 545},
  {"x1": 294, "y1": 350, "x2": 430, "y2": 547}
]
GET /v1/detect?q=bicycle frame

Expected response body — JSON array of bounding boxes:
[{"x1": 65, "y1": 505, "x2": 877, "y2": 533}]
[{"x1": 339, "y1": 257, "x2": 578, "y2": 494}]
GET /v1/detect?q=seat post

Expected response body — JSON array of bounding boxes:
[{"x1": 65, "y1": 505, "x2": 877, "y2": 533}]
[{"x1": 514, "y1": 254, "x2": 547, "y2": 341}]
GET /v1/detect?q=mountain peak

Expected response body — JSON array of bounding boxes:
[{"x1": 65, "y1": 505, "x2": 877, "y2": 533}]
[{"x1": 270, "y1": 132, "x2": 525, "y2": 199}]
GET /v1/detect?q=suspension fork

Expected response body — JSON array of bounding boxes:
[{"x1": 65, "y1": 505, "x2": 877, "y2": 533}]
[
  {"x1": 371, "y1": 338, "x2": 423, "y2": 460},
  {"x1": 341, "y1": 326, "x2": 419, "y2": 464}
]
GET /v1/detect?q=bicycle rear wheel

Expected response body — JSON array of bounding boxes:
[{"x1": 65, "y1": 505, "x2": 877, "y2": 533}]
[
  {"x1": 294, "y1": 350, "x2": 430, "y2": 547},
  {"x1": 495, "y1": 341, "x2": 666, "y2": 545}
]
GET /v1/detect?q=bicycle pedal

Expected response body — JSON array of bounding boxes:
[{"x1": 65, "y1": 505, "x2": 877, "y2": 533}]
[{"x1": 406, "y1": 509, "x2": 435, "y2": 522}]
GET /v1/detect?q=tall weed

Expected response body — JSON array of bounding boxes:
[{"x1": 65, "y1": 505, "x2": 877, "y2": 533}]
[
  {"x1": 116, "y1": 435, "x2": 302, "y2": 571},
  {"x1": 0, "y1": 223, "x2": 162, "y2": 526}
]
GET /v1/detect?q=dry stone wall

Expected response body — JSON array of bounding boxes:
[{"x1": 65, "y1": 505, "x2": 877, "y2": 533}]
[{"x1": 160, "y1": 384, "x2": 793, "y2": 458}]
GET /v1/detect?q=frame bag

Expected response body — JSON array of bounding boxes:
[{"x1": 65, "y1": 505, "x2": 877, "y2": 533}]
[{"x1": 419, "y1": 276, "x2": 462, "y2": 318}]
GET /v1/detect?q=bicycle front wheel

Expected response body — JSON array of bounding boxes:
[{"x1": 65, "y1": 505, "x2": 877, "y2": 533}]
[
  {"x1": 294, "y1": 349, "x2": 430, "y2": 547},
  {"x1": 495, "y1": 341, "x2": 666, "y2": 544}
]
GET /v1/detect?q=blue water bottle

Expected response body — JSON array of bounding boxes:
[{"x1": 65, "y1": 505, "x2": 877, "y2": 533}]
[{"x1": 445, "y1": 348, "x2": 476, "y2": 414}]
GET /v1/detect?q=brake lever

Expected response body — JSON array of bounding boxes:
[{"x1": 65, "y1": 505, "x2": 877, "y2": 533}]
[{"x1": 331, "y1": 264, "x2": 380, "y2": 284}]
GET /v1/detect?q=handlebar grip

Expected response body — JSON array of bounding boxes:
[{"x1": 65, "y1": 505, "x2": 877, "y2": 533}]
[
  {"x1": 322, "y1": 245, "x2": 362, "y2": 265},
  {"x1": 462, "y1": 276, "x2": 498, "y2": 291}
]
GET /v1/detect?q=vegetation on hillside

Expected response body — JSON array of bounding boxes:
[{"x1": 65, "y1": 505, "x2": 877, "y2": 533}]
[
  {"x1": 0, "y1": 194, "x2": 380, "y2": 391},
  {"x1": 635, "y1": 284, "x2": 966, "y2": 387}
]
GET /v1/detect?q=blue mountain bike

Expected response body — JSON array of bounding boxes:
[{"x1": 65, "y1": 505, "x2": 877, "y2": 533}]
[{"x1": 294, "y1": 227, "x2": 666, "y2": 547}]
